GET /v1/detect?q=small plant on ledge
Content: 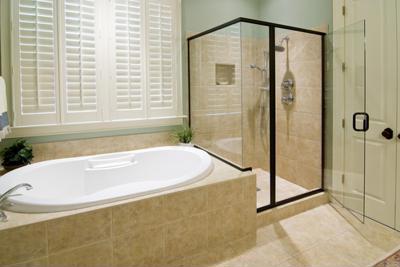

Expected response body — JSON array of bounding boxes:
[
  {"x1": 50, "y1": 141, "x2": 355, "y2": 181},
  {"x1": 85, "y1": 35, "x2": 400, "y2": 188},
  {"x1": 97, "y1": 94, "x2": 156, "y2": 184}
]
[
  {"x1": 1, "y1": 139, "x2": 34, "y2": 171},
  {"x1": 173, "y1": 126, "x2": 194, "y2": 146}
]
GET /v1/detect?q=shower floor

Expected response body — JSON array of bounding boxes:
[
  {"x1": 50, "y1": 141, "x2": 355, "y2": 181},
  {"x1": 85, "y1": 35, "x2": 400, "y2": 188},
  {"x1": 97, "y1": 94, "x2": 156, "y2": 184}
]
[{"x1": 255, "y1": 168, "x2": 308, "y2": 208}]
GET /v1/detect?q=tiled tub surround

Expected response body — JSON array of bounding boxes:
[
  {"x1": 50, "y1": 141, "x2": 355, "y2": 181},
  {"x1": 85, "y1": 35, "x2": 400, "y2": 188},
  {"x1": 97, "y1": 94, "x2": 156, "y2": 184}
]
[{"x1": 0, "y1": 158, "x2": 256, "y2": 267}]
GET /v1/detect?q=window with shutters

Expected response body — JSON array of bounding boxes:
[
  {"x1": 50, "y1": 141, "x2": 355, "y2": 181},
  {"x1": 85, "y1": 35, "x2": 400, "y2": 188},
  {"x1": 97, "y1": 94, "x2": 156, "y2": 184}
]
[{"x1": 10, "y1": 0, "x2": 182, "y2": 134}]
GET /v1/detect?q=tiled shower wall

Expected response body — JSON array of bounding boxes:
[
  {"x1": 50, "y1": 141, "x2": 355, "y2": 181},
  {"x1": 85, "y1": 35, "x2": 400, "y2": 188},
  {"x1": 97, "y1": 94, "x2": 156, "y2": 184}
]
[
  {"x1": 275, "y1": 30, "x2": 322, "y2": 190},
  {"x1": 190, "y1": 24, "x2": 322, "y2": 190},
  {"x1": 190, "y1": 25, "x2": 243, "y2": 164}
]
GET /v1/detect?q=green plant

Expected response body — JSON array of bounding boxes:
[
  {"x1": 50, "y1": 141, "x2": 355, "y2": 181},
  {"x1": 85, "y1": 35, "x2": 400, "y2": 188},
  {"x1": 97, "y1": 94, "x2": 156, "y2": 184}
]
[
  {"x1": 173, "y1": 126, "x2": 193, "y2": 144},
  {"x1": 1, "y1": 139, "x2": 33, "y2": 168}
]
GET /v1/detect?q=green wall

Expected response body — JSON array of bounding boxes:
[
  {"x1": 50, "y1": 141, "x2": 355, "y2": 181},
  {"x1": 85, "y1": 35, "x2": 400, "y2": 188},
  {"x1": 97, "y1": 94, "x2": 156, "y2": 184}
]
[
  {"x1": 182, "y1": 0, "x2": 260, "y2": 34},
  {"x1": 258, "y1": 0, "x2": 333, "y2": 30}
]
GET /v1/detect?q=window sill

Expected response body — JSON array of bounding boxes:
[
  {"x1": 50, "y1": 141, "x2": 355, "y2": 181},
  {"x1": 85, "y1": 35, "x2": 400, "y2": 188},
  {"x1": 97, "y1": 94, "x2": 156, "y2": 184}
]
[{"x1": 8, "y1": 116, "x2": 186, "y2": 138}]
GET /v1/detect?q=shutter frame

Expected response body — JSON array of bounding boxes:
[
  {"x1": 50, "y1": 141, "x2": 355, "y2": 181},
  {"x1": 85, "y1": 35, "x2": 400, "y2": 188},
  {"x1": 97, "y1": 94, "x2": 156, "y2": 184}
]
[
  {"x1": 146, "y1": 0, "x2": 179, "y2": 118},
  {"x1": 109, "y1": 0, "x2": 147, "y2": 120},
  {"x1": 59, "y1": 0, "x2": 102, "y2": 123},
  {"x1": 11, "y1": 0, "x2": 60, "y2": 127}
]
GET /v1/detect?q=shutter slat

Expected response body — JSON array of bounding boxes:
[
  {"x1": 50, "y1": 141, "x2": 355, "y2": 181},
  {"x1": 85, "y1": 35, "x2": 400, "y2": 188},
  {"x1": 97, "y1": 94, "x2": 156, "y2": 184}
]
[
  {"x1": 64, "y1": 0, "x2": 97, "y2": 113},
  {"x1": 17, "y1": 0, "x2": 57, "y2": 115},
  {"x1": 147, "y1": 0, "x2": 175, "y2": 110},
  {"x1": 114, "y1": 0, "x2": 143, "y2": 111}
]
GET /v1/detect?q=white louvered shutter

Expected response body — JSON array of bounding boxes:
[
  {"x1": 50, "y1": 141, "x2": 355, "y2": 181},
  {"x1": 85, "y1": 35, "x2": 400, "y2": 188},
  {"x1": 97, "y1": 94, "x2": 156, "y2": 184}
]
[
  {"x1": 110, "y1": 0, "x2": 146, "y2": 120},
  {"x1": 60, "y1": 0, "x2": 101, "y2": 123},
  {"x1": 12, "y1": 0, "x2": 59, "y2": 126},
  {"x1": 147, "y1": 0, "x2": 178, "y2": 117}
]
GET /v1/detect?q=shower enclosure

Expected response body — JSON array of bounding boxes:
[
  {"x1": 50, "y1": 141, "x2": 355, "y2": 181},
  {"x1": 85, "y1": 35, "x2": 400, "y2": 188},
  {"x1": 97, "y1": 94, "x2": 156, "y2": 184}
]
[{"x1": 188, "y1": 18, "x2": 325, "y2": 211}]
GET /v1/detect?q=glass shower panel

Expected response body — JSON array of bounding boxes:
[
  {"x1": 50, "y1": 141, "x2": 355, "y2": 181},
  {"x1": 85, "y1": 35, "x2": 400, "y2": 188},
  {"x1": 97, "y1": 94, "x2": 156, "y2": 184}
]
[
  {"x1": 325, "y1": 26, "x2": 345, "y2": 205},
  {"x1": 189, "y1": 23, "x2": 244, "y2": 166},
  {"x1": 275, "y1": 28, "x2": 323, "y2": 202},
  {"x1": 240, "y1": 22, "x2": 270, "y2": 207},
  {"x1": 343, "y1": 21, "x2": 366, "y2": 222}
]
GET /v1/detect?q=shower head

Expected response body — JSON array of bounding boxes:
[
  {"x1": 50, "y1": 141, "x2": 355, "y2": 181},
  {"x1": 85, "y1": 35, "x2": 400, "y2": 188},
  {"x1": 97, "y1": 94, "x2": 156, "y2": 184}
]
[
  {"x1": 275, "y1": 36, "x2": 289, "y2": 52},
  {"x1": 275, "y1": 45, "x2": 285, "y2": 52}
]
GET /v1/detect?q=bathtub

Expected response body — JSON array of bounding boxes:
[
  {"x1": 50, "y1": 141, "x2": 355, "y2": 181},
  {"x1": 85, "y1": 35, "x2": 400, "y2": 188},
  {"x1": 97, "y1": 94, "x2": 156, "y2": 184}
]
[{"x1": 0, "y1": 146, "x2": 214, "y2": 213}]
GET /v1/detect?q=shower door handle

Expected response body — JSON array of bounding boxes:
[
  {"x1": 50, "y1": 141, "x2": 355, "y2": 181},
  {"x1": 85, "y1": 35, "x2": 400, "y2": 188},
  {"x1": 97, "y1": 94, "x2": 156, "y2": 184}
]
[{"x1": 352, "y1": 112, "x2": 369, "y2": 132}]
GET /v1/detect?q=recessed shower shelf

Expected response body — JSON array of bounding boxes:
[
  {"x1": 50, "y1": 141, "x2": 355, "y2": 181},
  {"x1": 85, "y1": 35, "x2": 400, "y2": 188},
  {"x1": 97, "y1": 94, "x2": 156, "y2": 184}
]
[{"x1": 216, "y1": 63, "x2": 236, "y2": 86}]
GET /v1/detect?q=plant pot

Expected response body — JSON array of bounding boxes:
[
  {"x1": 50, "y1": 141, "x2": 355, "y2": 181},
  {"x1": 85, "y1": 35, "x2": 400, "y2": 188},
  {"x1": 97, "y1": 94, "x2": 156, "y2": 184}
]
[
  {"x1": 178, "y1": 142, "x2": 194, "y2": 147},
  {"x1": 3, "y1": 163, "x2": 28, "y2": 172}
]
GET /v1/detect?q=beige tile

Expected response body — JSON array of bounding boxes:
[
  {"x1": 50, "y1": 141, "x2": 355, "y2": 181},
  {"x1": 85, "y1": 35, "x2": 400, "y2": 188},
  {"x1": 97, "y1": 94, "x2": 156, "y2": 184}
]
[
  {"x1": 208, "y1": 202, "x2": 256, "y2": 249},
  {"x1": 166, "y1": 252, "x2": 210, "y2": 267},
  {"x1": 112, "y1": 197, "x2": 163, "y2": 237},
  {"x1": 214, "y1": 204, "x2": 400, "y2": 267},
  {"x1": 294, "y1": 162, "x2": 321, "y2": 190},
  {"x1": 272, "y1": 257, "x2": 303, "y2": 267},
  {"x1": 0, "y1": 223, "x2": 47, "y2": 266},
  {"x1": 208, "y1": 179, "x2": 245, "y2": 211},
  {"x1": 292, "y1": 112, "x2": 322, "y2": 141},
  {"x1": 6, "y1": 258, "x2": 48, "y2": 267},
  {"x1": 165, "y1": 214, "x2": 208, "y2": 261},
  {"x1": 163, "y1": 187, "x2": 208, "y2": 222},
  {"x1": 48, "y1": 241, "x2": 112, "y2": 267},
  {"x1": 294, "y1": 137, "x2": 321, "y2": 170},
  {"x1": 208, "y1": 234, "x2": 255, "y2": 266},
  {"x1": 294, "y1": 242, "x2": 359, "y2": 267},
  {"x1": 113, "y1": 227, "x2": 164, "y2": 267},
  {"x1": 32, "y1": 132, "x2": 173, "y2": 162},
  {"x1": 47, "y1": 209, "x2": 111, "y2": 253},
  {"x1": 243, "y1": 175, "x2": 257, "y2": 205}
]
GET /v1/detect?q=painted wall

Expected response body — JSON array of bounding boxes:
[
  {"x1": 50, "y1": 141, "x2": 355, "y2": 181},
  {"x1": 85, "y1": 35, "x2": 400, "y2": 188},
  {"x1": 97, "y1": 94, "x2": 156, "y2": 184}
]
[
  {"x1": 258, "y1": 0, "x2": 333, "y2": 30},
  {"x1": 182, "y1": 0, "x2": 260, "y2": 34}
]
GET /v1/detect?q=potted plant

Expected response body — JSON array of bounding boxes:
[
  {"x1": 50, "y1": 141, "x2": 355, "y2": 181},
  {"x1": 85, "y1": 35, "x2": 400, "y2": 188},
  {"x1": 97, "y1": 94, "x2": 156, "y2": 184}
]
[
  {"x1": 1, "y1": 139, "x2": 34, "y2": 171},
  {"x1": 173, "y1": 126, "x2": 194, "y2": 146}
]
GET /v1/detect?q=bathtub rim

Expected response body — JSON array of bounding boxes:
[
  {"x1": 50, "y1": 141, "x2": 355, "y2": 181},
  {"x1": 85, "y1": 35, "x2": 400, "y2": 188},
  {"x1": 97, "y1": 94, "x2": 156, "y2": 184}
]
[{"x1": 0, "y1": 146, "x2": 215, "y2": 213}]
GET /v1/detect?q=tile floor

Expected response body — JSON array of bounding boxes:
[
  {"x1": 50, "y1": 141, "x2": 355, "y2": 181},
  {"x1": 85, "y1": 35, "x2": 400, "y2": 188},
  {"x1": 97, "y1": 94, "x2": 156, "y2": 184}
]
[
  {"x1": 214, "y1": 204, "x2": 400, "y2": 267},
  {"x1": 256, "y1": 168, "x2": 308, "y2": 208}
]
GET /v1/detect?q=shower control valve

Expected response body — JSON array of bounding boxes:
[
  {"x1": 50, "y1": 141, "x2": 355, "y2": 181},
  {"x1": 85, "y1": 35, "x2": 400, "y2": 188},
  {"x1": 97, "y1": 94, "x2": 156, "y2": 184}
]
[{"x1": 281, "y1": 79, "x2": 295, "y2": 105}]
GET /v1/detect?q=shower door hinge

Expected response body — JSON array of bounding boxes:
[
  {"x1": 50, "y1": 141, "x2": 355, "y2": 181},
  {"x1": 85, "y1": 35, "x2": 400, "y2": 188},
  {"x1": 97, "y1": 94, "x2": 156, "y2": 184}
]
[
  {"x1": 342, "y1": 5, "x2": 346, "y2": 16},
  {"x1": 342, "y1": 62, "x2": 346, "y2": 72},
  {"x1": 341, "y1": 174, "x2": 345, "y2": 184},
  {"x1": 342, "y1": 119, "x2": 345, "y2": 128}
]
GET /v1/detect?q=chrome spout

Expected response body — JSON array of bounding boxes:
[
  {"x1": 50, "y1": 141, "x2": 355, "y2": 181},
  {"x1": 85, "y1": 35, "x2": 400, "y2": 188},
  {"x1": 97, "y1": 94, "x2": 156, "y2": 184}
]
[{"x1": 0, "y1": 183, "x2": 33, "y2": 222}]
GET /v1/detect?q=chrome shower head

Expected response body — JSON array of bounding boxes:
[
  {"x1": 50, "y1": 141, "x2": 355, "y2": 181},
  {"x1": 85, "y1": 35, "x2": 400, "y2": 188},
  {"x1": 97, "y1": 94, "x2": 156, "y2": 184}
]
[
  {"x1": 275, "y1": 45, "x2": 285, "y2": 52},
  {"x1": 275, "y1": 36, "x2": 289, "y2": 52}
]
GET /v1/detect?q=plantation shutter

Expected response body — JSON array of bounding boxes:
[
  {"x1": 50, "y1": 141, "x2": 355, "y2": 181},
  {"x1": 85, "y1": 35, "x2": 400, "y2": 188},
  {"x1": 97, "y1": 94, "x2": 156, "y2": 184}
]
[
  {"x1": 11, "y1": 0, "x2": 181, "y2": 129},
  {"x1": 147, "y1": 0, "x2": 178, "y2": 117},
  {"x1": 60, "y1": 0, "x2": 101, "y2": 123},
  {"x1": 12, "y1": 0, "x2": 59, "y2": 126},
  {"x1": 110, "y1": 0, "x2": 146, "y2": 120}
]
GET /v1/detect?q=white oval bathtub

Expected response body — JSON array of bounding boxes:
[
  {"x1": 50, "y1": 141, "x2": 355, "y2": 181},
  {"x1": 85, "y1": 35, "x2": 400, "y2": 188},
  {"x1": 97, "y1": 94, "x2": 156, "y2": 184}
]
[{"x1": 0, "y1": 146, "x2": 214, "y2": 213}]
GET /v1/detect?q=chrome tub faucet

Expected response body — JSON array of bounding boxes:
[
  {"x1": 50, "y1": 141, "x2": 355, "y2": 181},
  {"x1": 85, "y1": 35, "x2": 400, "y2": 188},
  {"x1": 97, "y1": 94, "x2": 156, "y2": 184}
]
[{"x1": 0, "y1": 183, "x2": 33, "y2": 222}]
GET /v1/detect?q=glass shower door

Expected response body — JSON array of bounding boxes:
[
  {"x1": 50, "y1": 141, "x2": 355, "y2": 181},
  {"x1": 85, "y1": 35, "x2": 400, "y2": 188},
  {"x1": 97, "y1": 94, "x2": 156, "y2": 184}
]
[{"x1": 343, "y1": 21, "x2": 367, "y2": 222}]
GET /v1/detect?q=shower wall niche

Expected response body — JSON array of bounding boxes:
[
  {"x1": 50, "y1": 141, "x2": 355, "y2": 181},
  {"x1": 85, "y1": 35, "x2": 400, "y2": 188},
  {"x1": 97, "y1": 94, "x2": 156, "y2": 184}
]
[{"x1": 188, "y1": 18, "x2": 325, "y2": 210}]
